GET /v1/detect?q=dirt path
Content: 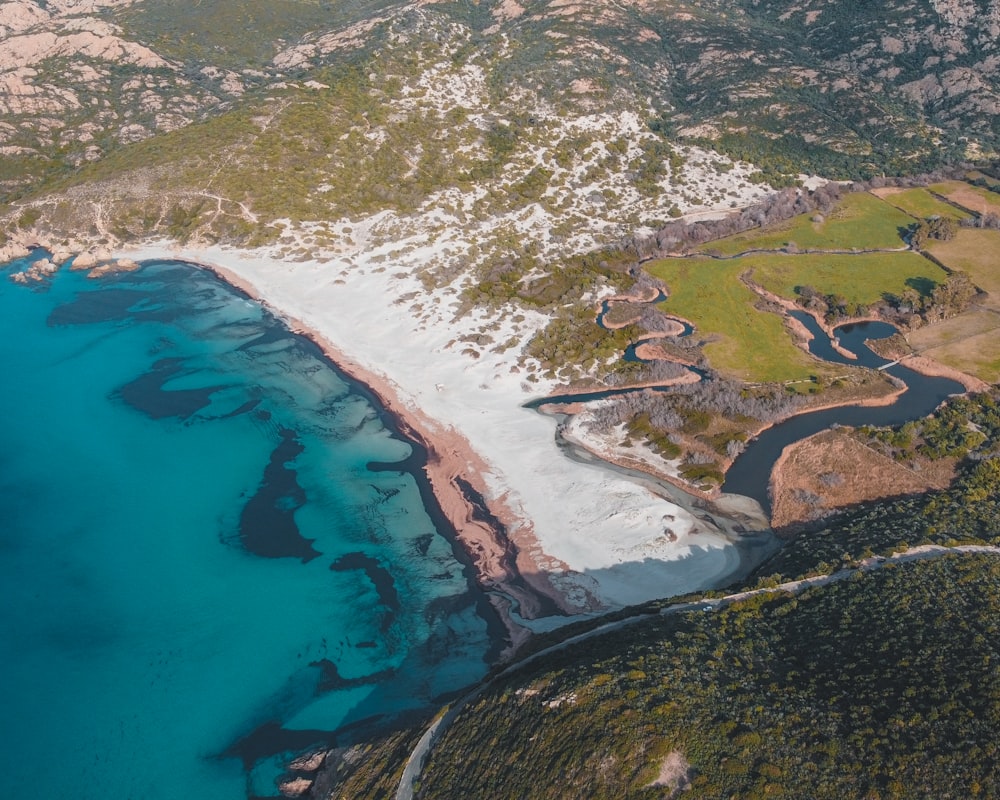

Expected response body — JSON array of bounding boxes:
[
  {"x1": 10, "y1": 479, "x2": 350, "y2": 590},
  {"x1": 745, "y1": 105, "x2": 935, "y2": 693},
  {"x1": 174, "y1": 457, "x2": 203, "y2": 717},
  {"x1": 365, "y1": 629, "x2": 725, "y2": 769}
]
[{"x1": 395, "y1": 543, "x2": 1000, "y2": 800}]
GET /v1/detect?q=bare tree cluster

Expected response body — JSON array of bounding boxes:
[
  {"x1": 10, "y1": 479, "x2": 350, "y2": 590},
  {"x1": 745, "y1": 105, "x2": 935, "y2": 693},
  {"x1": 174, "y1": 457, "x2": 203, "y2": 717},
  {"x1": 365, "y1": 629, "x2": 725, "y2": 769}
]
[
  {"x1": 960, "y1": 212, "x2": 1000, "y2": 230},
  {"x1": 587, "y1": 377, "x2": 806, "y2": 436},
  {"x1": 635, "y1": 184, "x2": 846, "y2": 257},
  {"x1": 632, "y1": 166, "x2": 971, "y2": 259},
  {"x1": 637, "y1": 305, "x2": 679, "y2": 333},
  {"x1": 588, "y1": 390, "x2": 682, "y2": 432},
  {"x1": 854, "y1": 168, "x2": 966, "y2": 191},
  {"x1": 672, "y1": 377, "x2": 805, "y2": 421}
]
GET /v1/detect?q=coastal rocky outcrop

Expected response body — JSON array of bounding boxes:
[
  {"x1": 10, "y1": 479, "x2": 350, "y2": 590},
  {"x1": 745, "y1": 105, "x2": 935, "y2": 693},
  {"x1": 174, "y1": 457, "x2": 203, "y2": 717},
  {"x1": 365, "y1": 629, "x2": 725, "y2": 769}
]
[
  {"x1": 70, "y1": 251, "x2": 97, "y2": 269},
  {"x1": 9, "y1": 256, "x2": 56, "y2": 282},
  {"x1": 0, "y1": 0, "x2": 256, "y2": 196},
  {"x1": 0, "y1": 241, "x2": 30, "y2": 262},
  {"x1": 89, "y1": 257, "x2": 139, "y2": 277},
  {"x1": 277, "y1": 777, "x2": 313, "y2": 798}
]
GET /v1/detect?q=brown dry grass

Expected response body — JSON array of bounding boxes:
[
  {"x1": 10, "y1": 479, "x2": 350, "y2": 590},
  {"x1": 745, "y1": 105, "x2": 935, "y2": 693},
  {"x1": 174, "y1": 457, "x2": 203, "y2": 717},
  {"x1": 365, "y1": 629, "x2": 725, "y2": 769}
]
[
  {"x1": 931, "y1": 180, "x2": 1000, "y2": 216},
  {"x1": 769, "y1": 429, "x2": 955, "y2": 530},
  {"x1": 907, "y1": 310, "x2": 1000, "y2": 383},
  {"x1": 908, "y1": 226, "x2": 1000, "y2": 381},
  {"x1": 927, "y1": 229, "x2": 1000, "y2": 307}
]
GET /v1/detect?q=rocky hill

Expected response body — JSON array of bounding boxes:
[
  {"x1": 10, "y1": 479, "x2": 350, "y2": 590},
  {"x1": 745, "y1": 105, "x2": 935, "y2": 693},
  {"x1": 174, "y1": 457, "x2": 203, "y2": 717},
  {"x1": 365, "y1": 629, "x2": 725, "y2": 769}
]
[{"x1": 3, "y1": 0, "x2": 999, "y2": 248}]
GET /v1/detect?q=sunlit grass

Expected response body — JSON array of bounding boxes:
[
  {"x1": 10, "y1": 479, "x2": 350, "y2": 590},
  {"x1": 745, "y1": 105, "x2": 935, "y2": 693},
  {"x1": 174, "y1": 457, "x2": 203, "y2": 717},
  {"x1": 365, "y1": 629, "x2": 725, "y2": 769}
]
[
  {"x1": 872, "y1": 187, "x2": 969, "y2": 222},
  {"x1": 701, "y1": 193, "x2": 916, "y2": 256},
  {"x1": 646, "y1": 258, "x2": 825, "y2": 382},
  {"x1": 742, "y1": 251, "x2": 947, "y2": 305}
]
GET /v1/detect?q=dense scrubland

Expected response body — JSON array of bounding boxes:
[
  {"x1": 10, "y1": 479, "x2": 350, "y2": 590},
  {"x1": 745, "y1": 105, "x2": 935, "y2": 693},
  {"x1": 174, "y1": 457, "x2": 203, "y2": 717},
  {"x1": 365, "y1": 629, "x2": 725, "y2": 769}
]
[
  {"x1": 318, "y1": 390, "x2": 1000, "y2": 799},
  {"x1": 412, "y1": 555, "x2": 1000, "y2": 800}
]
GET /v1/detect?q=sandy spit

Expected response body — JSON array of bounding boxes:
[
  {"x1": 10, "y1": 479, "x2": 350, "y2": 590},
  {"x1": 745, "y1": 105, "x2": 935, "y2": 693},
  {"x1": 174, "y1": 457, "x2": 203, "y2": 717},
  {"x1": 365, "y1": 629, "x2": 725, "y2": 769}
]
[{"x1": 898, "y1": 354, "x2": 990, "y2": 392}]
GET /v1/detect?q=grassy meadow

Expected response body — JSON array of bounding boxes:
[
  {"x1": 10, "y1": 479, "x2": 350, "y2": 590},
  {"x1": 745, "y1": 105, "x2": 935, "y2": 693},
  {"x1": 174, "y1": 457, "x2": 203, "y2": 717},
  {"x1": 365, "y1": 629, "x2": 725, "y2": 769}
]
[
  {"x1": 871, "y1": 186, "x2": 970, "y2": 222},
  {"x1": 742, "y1": 251, "x2": 948, "y2": 305},
  {"x1": 646, "y1": 258, "x2": 830, "y2": 382},
  {"x1": 701, "y1": 192, "x2": 915, "y2": 256}
]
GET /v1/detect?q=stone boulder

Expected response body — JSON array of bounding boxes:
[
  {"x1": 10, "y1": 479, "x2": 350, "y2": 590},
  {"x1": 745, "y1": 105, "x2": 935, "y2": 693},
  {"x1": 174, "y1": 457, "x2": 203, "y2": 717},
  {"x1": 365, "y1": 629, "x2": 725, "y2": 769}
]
[{"x1": 71, "y1": 251, "x2": 97, "y2": 269}]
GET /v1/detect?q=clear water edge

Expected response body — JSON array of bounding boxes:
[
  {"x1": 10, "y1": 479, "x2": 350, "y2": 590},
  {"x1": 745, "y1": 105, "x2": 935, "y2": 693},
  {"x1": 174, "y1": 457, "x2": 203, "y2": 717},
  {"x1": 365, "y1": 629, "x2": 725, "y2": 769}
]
[{"x1": 0, "y1": 253, "x2": 497, "y2": 799}]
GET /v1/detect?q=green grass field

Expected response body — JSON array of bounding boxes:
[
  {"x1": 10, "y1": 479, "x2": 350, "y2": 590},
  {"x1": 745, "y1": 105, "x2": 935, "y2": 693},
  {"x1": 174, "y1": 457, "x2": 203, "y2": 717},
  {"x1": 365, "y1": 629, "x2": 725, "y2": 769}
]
[
  {"x1": 701, "y1": 192, "x2": 916, "y2": 256},
  {"x1": 871, "y1": 187, "x2": 970, "y2": 222},
  {"x1": 741, "y1": 251, "x2": 948, "y2": 305},
  {"x1": 646, "y1": 258, "x2": 828, "y2": 382}
]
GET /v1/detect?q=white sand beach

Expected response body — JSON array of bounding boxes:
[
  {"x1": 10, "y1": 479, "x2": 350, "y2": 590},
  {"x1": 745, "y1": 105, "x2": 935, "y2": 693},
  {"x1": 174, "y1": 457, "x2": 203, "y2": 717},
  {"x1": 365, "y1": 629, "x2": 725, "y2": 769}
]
[{"x1": 120, "y1": 239, "x2": 756, "y2": 631}]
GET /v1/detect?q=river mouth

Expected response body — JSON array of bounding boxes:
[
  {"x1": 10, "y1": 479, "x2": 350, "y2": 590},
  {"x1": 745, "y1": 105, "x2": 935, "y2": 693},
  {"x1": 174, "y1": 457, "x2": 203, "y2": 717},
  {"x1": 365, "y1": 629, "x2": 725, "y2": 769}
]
[{"x1": 551, "y1": 417, "x2": 783, "y2": 586}]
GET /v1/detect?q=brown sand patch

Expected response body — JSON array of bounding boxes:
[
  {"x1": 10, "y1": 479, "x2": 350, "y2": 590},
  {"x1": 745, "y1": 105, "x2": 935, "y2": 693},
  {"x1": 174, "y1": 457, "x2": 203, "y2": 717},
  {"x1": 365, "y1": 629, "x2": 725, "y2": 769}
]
[
  {"x1": 634, "y1": 342, "x2": 673, "y2": 362},
  {"x1": 870, "y1": 187, "x2": 906, "y2": 198},
  {"x1": 899, "y1": 354, "x2": 991, "y2": 391},
  {"x1": 769, "y1": 429, "x2": 955, "y2": 530}
]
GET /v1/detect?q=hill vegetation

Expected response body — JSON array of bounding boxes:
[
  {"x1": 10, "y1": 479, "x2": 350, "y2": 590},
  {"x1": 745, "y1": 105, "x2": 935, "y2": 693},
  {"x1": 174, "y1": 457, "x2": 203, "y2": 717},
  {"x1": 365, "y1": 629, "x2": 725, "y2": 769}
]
[
  {"x1": 3, "y1": 5, "x2": 1000, "y2": 796},
  {"x1": 411, "y1": 554, "x2": 1000, "y2": 800},
  {"x1": 309, "y1": 390, "x2": 1000, "y2": 800},
  {"x1": 5, "y1": 0, "x2": 1000, "y2": 245}
]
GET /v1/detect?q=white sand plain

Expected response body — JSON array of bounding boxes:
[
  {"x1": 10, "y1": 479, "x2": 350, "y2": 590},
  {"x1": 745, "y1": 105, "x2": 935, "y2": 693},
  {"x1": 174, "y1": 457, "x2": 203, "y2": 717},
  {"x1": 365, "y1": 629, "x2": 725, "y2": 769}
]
[{"x1": 121, "y1": 239, "x2": 750, "y2": 622}]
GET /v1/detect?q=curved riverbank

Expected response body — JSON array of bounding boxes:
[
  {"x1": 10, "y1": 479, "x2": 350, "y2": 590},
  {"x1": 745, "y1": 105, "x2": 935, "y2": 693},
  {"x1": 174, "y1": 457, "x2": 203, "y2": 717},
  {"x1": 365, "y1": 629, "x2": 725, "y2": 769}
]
[
  {"x1": 723, "y1": 320, "x2": 965, "y2": 512},
  {"x1": 531, "y1": 293, "x2": 969, "y2": 523}
]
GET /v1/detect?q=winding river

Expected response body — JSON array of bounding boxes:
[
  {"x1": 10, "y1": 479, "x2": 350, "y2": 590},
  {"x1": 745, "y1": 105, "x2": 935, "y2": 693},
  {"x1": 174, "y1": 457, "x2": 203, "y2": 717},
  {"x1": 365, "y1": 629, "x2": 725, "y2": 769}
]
[
  {"x1": 722, "y1": 314, "x2": 964, "y2": 512},
  {"x1": 531, "y1": 301, "x2": 965, "y2": 517}
]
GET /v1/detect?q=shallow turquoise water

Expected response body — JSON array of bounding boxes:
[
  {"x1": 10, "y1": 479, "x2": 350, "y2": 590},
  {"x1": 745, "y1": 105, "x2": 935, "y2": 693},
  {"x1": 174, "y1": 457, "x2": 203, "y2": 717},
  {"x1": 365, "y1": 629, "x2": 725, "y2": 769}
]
[{"x1": 0, "y1": 254, "x2": 497, "y2": 798}]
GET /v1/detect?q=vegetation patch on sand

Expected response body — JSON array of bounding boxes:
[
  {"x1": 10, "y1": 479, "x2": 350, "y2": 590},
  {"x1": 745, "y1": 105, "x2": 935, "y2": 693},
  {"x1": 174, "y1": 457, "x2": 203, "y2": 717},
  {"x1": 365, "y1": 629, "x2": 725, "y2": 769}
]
[
  {"x1": 743, "y1": 251, "x2": 947, "y2": 307},
  {"x1": 699, "y1": 192, "x2": 915, "y2": 256}
]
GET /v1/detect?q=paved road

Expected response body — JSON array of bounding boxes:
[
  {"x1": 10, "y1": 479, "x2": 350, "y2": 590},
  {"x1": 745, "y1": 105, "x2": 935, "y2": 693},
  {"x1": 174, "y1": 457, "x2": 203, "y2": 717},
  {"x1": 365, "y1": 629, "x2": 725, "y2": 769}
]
[{"x1": 395, "y1": 544, "x2": 1000, "y2": 800}]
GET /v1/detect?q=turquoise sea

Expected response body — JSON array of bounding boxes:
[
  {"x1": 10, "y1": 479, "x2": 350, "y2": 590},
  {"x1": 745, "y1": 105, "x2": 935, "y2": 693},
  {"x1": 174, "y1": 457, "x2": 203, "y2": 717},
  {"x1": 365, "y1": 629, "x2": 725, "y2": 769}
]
[{"x1": 0, "y1": 253, "x2": 500, "y2": 798}]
